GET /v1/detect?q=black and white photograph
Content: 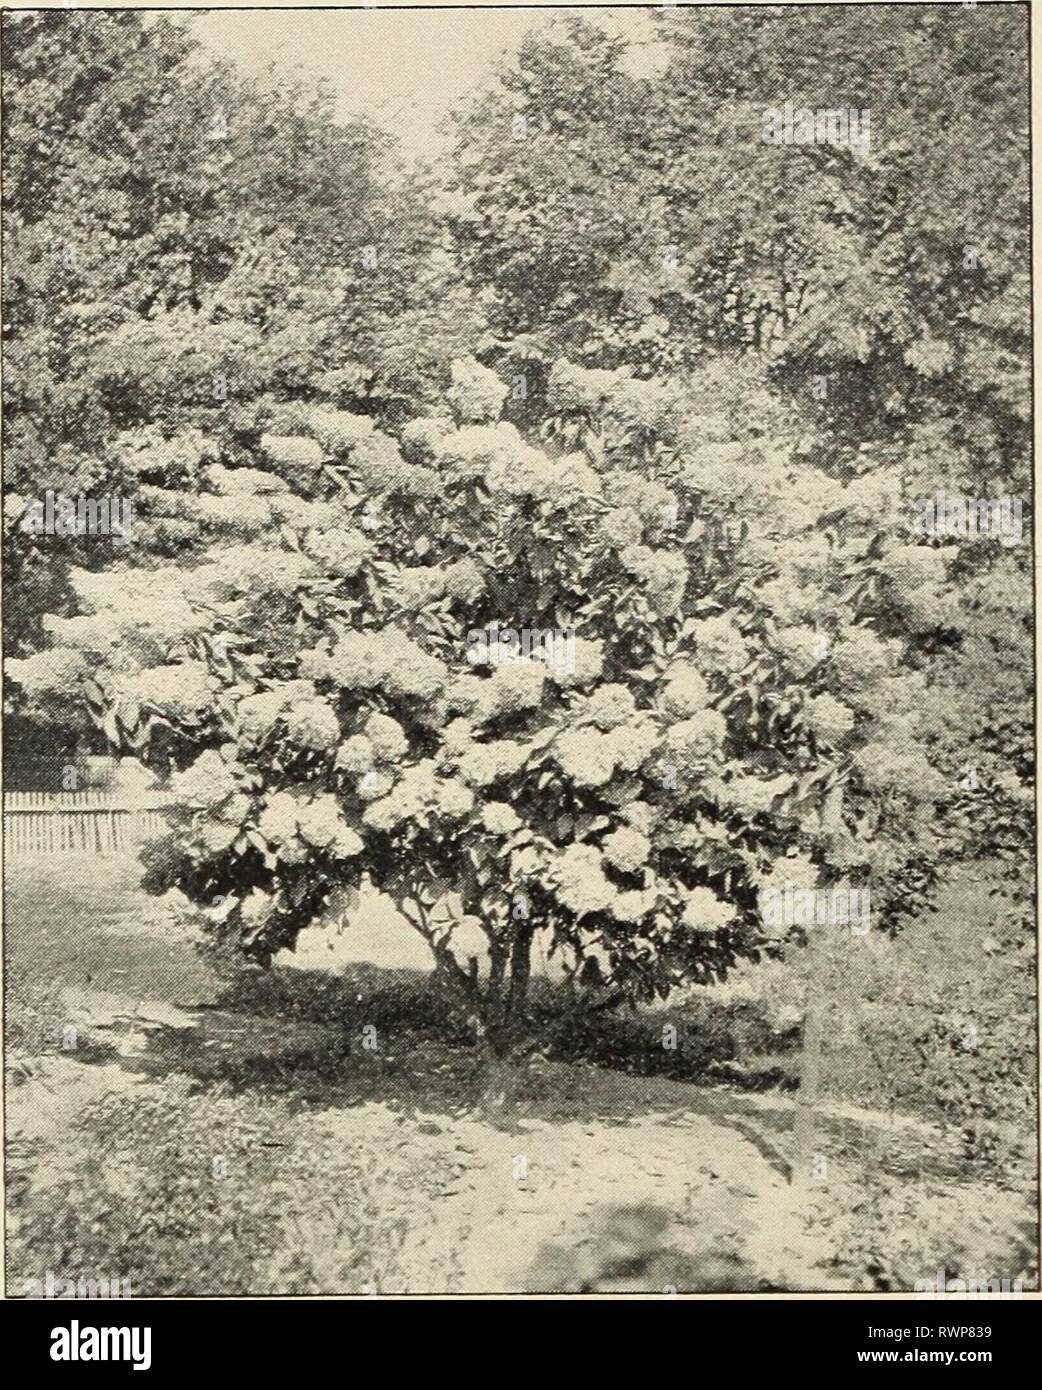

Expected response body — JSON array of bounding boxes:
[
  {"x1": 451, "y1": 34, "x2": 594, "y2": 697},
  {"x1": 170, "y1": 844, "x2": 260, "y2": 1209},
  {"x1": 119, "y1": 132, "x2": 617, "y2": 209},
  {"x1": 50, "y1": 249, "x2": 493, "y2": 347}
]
[{"x1": 0, "y1": 1, "x2": 1037, "y2": 1309}]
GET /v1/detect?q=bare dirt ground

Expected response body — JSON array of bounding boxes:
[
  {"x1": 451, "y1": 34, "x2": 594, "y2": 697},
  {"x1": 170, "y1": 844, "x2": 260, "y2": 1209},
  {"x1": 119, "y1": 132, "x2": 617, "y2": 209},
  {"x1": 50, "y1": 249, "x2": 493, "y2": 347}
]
[
  {"x1": 5, "y1": 858, "x2": 1036, "y2": 1295},
  {"x1": 8, "y1": 982, "x2": 1031, "y2": 1294}
]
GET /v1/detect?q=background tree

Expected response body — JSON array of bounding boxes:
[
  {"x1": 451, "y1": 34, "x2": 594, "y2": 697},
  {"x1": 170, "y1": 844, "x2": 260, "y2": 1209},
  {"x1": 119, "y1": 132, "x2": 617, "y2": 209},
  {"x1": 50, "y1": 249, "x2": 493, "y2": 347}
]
[
  {"x1": 444, "y1": 5, "x2": 1032, "y2": 888},
  {"x1": 2, "y1": 7, "x2": 482, "y2": 766}
]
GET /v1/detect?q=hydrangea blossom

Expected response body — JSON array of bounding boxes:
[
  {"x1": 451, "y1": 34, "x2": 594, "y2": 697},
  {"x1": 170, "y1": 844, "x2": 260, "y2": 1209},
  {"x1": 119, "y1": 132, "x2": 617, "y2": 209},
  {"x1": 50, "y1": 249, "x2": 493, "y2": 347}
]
[
  {"x1": 602, "y1": 826, "x2": 651, "y2": 873},
  {"x1": 556, "y1": 729, "x2": 619, "y2": 788},
  {"x1": 303, "y1": 527, "x2": 372, "y2": 576},
  {"x1": 133, "y1": 661, "x2": 214, "y2": 721},
  {"x1": 586, "y1": 683, "x2": 638, "y2": 731},
  {"x1": 170, "y1": 750, "x2": 242, "y2": 811},
  {"x1": 659, "y1": 665, "x2": 710, "y2": 719},
  {"x1": 473, "y1": 661, "x2": 547, "y2": 722},
  {"x1": 282, "y1": 697, "x2": 341, "y2": 751},
  {"x1": 336, "y1": 733, "x2": 376, "y2": 775},
  {"x1": 600, "y1": 507, "x2": 645, "y2": 550},
  {"x1": 364, "y1": 713, "x2": 409, "y2": 763},
  {"x1": 553, "y1": 843, "x2": 616, "y2": 916},
  {"x1": 446, "y1": 355, "x2": 508, "y2": 424},
  {"x1": 482, "y1": 801, "x2": 523, "y2": 836},
  {"x1": 435, "y1": 422, "x2": 527, "y2": 481},
  {"x1": 619, "y1": 544, "x2": 688, "y2": 616},
  {"x1": 688, "y1": 615, "x2": 750, "y2": 674},
  {"x1": 261, "y1": 435, "x2": 324, "y2": 469},
  {"x1": 803, "y1": 692, "x2": 856, "y2": 743},
  {"x1": 681, "y1": 886, "x2": 736, "y2": 933},
  {"x1": 458, "y1": 740, "x2": 529, "y2": 788},
  {"x1": 721, "y1": 772, "x2": 794, "y2": 817},
  {"x1": 548, "y1": 636, "x2": 603, "y2": 689}
]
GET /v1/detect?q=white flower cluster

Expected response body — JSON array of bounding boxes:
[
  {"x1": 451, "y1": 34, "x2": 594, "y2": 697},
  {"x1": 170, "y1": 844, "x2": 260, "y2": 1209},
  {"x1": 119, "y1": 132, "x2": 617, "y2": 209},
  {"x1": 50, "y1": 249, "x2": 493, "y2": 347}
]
[
  {"x1": 336, "y1": 712, "x2": 409, "y2": 799},
  {"x1": 547, "y1": 839, "x2": 734, "y2": 934},
  {"x1": 446, "y1": 356, "x2": 508, "y2": 424},
  {"x1": 880, "y1": 544, "x2": 948, "y2": 592},
  {"x1": 619, "y1": 544, "x2": 688, "y2": 616},
  {"x1": 41, "y1": 614, "x2": 117, "y2": 654},
  {"x1": 678, "y1": 440, "x2": 754, "y2": 502},
  {"x1": 258, "y1": 789, "x2": 363, "y2": 862},
  {"x1": 853, "y1": 742, "x2": 946, "y2": 796},
  {"x1": 362, "y1": 759, "x2": 474, "y2": 832},
  {"x1": 828, "y1": 629, "x2": 902, "y2": 688},
  {"x1": 295, "y1": 405, "x2": 376, "y2": 453},
  {"x1": 196, "y1": 492, "x2": 273, "y2": 533},
  {"x1": 170, "y1": 749, "x2": 242, "y2": 811},
  {"x1": 435, "y1": 421, "x2": 525, "y2": 481},
  {"x1": 658, "y1": 664, "x2": 710, "y2": 719},
  {"x1": 130, "y1": 660, "x2": 215, "y2": 721},
  {"x1": 605, "y1": 375, "x2": 678, "y2": 433},
  {"x1": 111, "y1": 425, "x2": 214, "y2": 479},
  {"x1": 584, "y1": 683, "x2": 638, "y2": 730},
  {"x1": 546, "y1": 359, "x2": 622, "y2": 414},
  {"x1": 209, "y1": 543, "x2": 317, "y2": 595},
  {"x1": 604, "y1": 472, "x2": 678, "y2": 525},
  {"x1": 391, "y1": 557, "x2": 484, "y2": 611},
  {"x1": 553, "y1": 844, "x2": 617, "y2": 915},
  {"x1": 345, "y1": 430, "x2": 440, "y2": 499},
  {"x1": 772, "y1": 624, "x2": 825, "y2": 679},
  {"x1": 472, "y1": 661, "x2": 548, "y2": 724},
  {"x1": 550, "y1": 636, "x2": 603, "y2": 689},
  {"x1": 306, "y1": 629, "x2": 449, "y2": 703},
  {"x1": 546, "y1": 359, "x2": 677, "y2": 436},
  {"x1": 802, "y1": 691, "x2": 855, "y2": 744},
  {"x1": 720, "y1": 771, "x2": 794, "y2": 817},
  {"x1": 6, "y1": 647, "x2": 88, "y2": 699},
  {"x1": 481, "y1": 801, "x2": 524, "y2": 837},
  {"x1": 486, "y1": 447, "x2": 601, "y2": 505},
  {"x1": 601, "y1": 825, "x2": 651, "y2": 873},
  {"x1": 282, "y1": 697, "x2": 341, "y2": 751},
  {"x1": 269, "y1": 496, "x2": 344, "y2": 532},
  {"x1": 431, "y1": 415, "x2": 601, "y2": 506},
  {"x1": 303, "y1": 526, "x2": 372, "y2": 577},
  {"x1": 237, "y1": 681, "x2": 339, "y2": 751},
  {"x1": 555, "y1": 716, "x2": 661, "y2": 788},
  {"x1": 457, "y1": 739, "x2": 529, "y2": 788},
  {"x1": 655, "y1": 708, "x2": 728, "y2": 790},
  {"x1": 600, "y1": 507, "x2": 645, "y2": 550},
  {"x1": 71, "y1": 566, "x2": 211, "y2": 645},
  {"x1": 680, "y1": 885, "x2": 737, "y2": 933},
  {"x1": 205, "y1": 464, "x2": 288, "y2": 497},
  {"x1": 261, "y1": 434, "x2": 325, "y2": 470},
  {"x1": 399, "y1": 416, "x2": 454, "y2": 462},
  {"x1": 687, "y1": 615, "x2": 750, "y2": 674}
]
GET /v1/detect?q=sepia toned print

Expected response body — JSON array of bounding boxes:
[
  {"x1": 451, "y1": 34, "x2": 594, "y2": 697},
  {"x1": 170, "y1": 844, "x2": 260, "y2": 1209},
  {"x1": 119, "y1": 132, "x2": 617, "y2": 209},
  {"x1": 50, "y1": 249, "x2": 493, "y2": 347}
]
[{"x1": 1, "y1": 2, "x2": 1035, "y2": 1299}]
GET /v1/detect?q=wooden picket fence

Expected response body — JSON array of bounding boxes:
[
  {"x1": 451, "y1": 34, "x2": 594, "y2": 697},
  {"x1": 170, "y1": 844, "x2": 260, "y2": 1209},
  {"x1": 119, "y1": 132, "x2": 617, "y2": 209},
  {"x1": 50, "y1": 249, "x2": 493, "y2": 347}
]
[{"x1": 3, "y1": 790, "x2": 173, "y2": 859}]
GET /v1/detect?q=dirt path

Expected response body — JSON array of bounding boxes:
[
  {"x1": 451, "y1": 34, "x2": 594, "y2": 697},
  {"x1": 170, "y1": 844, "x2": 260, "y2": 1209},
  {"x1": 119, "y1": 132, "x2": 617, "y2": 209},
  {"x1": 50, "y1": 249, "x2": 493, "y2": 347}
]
[
  {"x1": 11, "y1": 982, "x2": 848, "y2": 1292},
  {"x1": 12, "y1": 994, "x2": 1031, "y2": 1294},
  {"x1": 385, "y1": 1105, "x2": 845, "y2": 1293},
  {"x1": 8, "y1": 861, "x2": 1029, "y2": 1295}
]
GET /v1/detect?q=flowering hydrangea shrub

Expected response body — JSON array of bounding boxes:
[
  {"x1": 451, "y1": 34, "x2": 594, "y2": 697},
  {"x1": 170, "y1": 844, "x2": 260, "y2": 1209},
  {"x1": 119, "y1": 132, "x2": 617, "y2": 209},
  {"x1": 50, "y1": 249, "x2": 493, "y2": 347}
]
[{"x1": 12, "y1": 355, "x2": 953, "y2": 1055}]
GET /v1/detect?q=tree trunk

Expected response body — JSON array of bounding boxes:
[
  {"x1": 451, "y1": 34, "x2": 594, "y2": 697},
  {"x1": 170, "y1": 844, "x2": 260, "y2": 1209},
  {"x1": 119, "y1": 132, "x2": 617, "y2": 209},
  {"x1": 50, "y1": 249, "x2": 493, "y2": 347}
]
[
  {"x1": 505, "y1": 922, "x2": 533, "y2": 1033},
  {"x1": 794, "y1": 921, "x2": 825, "y2": 1184},
  {"x1": 477, "y1": 924, "x2": 534, "y2": 1112},
  {"x1": 478, "y1": 1041, "x2": 520, "y2": 1112}
]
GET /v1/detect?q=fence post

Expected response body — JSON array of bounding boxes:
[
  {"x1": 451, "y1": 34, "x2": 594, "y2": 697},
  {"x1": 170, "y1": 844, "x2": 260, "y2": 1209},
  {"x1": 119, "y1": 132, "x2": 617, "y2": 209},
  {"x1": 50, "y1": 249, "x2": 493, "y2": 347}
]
[{"x1": 794, "y1": 918, "x2": 826, "y2": 1184}]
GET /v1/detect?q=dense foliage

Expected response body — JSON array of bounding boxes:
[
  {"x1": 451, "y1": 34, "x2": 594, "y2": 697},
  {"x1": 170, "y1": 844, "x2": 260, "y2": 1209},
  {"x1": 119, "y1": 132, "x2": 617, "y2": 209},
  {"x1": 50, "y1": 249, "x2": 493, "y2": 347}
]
[
  {"x1": 3, "y1": 7, "x2": 1033, "y2": 1052},
  {"x1": 10, "y1": 350, "x2": 964, "y2": 1049}
]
